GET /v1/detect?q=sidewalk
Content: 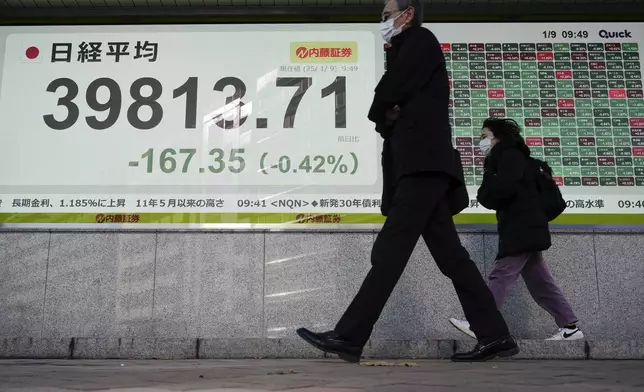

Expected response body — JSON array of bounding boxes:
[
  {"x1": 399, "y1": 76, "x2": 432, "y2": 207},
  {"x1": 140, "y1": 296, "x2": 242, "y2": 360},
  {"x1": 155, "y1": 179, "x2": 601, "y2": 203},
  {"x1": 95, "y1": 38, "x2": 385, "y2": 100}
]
[{"x1": 1, "y1": 359, "x2": 643, "y2": 391}]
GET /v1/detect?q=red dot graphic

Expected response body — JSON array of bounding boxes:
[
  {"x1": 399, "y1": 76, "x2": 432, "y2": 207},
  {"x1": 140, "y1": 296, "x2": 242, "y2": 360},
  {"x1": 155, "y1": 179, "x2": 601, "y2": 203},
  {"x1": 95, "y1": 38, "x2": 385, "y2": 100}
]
[{"x1": 25, "y1": 46, "x2": 39, "y2": 60}]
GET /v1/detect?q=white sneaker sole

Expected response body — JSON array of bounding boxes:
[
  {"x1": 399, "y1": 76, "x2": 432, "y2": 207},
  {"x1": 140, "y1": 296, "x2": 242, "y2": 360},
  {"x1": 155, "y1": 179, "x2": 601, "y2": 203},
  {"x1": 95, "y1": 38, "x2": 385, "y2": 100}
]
[
  {"x1": 546, "y1": 331, "x2": 585, "y2": 341},
  {"x1": 449, "y1": 318, "x2": 477, "y2": 339}
]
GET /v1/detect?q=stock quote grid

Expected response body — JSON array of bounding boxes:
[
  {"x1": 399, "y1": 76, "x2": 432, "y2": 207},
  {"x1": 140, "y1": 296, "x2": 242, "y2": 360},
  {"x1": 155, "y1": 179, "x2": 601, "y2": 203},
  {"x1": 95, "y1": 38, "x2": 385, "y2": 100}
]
[{"x1": 439, "y1": 42, "x2": 644, "y2": 188}]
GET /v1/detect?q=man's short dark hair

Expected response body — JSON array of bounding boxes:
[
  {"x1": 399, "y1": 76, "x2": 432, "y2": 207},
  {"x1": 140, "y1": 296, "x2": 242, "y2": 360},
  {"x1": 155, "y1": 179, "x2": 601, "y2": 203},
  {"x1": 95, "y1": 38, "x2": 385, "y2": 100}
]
[{"x1": 395, "y1": 0, "x2": 424, "y2": 26}]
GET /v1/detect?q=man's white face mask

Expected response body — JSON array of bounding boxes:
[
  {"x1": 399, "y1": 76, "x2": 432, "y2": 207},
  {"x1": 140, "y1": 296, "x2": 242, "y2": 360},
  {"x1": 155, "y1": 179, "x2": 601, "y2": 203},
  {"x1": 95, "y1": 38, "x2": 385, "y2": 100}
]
[{"x1": 380, "y1": 10, "x2": 407, "y2": 44}]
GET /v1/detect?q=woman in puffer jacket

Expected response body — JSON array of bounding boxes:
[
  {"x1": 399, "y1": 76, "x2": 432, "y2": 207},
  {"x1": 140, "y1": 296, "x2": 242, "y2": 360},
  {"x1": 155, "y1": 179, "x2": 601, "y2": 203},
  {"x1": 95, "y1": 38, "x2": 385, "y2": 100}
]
[{"x1": 448, "y1": 118, "x2": 583, "y2": 341}]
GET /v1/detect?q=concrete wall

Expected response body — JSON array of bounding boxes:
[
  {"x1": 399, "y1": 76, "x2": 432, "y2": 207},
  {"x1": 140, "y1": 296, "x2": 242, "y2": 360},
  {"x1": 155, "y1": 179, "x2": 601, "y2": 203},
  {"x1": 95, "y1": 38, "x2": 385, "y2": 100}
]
[{"x1": 1, "y1": 230, "x2": 643, "y2": 359}]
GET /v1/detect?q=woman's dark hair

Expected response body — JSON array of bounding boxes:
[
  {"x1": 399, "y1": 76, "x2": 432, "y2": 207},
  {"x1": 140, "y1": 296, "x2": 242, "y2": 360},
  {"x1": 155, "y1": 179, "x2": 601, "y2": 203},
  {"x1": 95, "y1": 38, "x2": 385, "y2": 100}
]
[{"x1": 482, "y1": 117, "x2": 531, "y2": 156}]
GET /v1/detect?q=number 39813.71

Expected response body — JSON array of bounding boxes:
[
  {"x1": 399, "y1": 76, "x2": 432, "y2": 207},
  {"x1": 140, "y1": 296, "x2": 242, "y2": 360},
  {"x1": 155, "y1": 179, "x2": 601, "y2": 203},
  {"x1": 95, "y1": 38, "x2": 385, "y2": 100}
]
[{"x1": 42, "y1": 76, "x2": 347, "y2": 131}]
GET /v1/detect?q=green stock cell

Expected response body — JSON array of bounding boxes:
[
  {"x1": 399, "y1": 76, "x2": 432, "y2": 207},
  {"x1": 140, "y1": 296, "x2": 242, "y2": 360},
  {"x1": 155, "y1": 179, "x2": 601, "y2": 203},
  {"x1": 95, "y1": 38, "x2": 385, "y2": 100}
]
[
  {"x1": 453, "y1": 71, "x2": 469, "y2": 79},
  {"x1": 580, "y1": 147, "x2": 597, "y2": 157},
  {"x1": 554, "y1": 43, "x2": 570, "y2": 51},
  {"x1": 563, "y1": 157, "x2": 580, "y2": 166},
  {"x1": 471, "y1": 90, "x2": 488, "y2": 98},
  {"x1": 629, "y1": 99, "x2": 644, "y2": 108},
  {"x1": 558, "y1": 90, "x2": 575, "y2": 98},
  {"x1": 488, "y1": 99, "x2": 505, "y2": 108},
  {"x1": 556, "y1": 81, "x2": 573, "y2": 90},
  {"x1": 521, "y1": 80, "x2": 539, "y2": 89},
  {"x1": 488, "y1": 80, "x2": 506, "y2": 89},
  {"x1": 523, "y1": 108, "x2": 541, "y2": 118},
  {"x1": 560, "y1": 128, "x2": 578, "y2": 137},
  {"x1": 487, "y1": 71, "x2": 505, "y2": 80},
  {"x1": 575, "y1": 99, "x2": 593, "y2": 108},
  {"x1": 472, "y1": 108, "x2": 489, "y2": 117},
  {"x1": 463, "y1": 167, "x2": 475, "y2": 176},
  {"x1": 454, "y1": 128, "x2": 472, "y2": 136},
  {"x1": 634, "y1": 158, "x2": 644, "y2": 166},
  {"x1": 546, "y1": 157, "x2": 562, "y2": 166},
  {"x1": 550, "y1": 166, "x2": 564, "y2": 176},
  {"x1": 563, "y1": 167, "x2": 581, "y2": 176},
  {"x1": 612, "y1": 157, "x2": 629, "y2": 166},
  {"x1": 613, "y1": 118, "x2": 629, "y2": 127},
  {"x1": 623, "y1": 43, "x2": 639, "y2": 51},
  {"x1": 531, "y1": 147, "x2": 544, "y2": 158},
  {"x1": 599, "y1": 177, "x2": 618, "y2": 186},
  {"x1": 469, "y1": 62, "x2": 486, "y2": 71},
  {"x1": 542, "y1": 127, "x2": 560, "y2": 136},
  {"x1": 612, "y1": 108, "x2": 629, "y2": 118},
  {"x1": 580, "y1": 157, "x2": 598, "y2": 166},
  {"x1": 576, "y1": 118, "x2": 594, "y2": 127},
  {"x1": 607, "y1": 71, "x2": 625, "y2": 80},
  {"x1": 561, "y1": 137, "x2": 579, "y2": 146},
  {"x1": 539, "y1": 62, "x2": 555, "y2": 70},
  {"x1": 617, "y1": 167, "x2": 635, "y2": 176},
  {"x1": 504, "y1": 62, "x2": 521, "y2": 70},
  {"x1": 452, "y1": 61, "x2": 469, "y2": 71},
  {"x1": 505, "y1": 71, "x2": 522, "y2": 80},
  {"x1": 521, "y1": 128, "x2": 544, "y2": 137},
  {"x1": 472, "y1": 99, "x2": 488, "y2": 108},
  {"x1": 596, "y1": 137, "x2": 614, "y2": 146},
  {"x1": 572, "y1": 61, "x2": 588, "y2": 70},
  {"x1": 581, "y1": 167, "x2": 599, "y2": 176},
  {"x1": 576, "y1": 108, "x2": 593, "y2": 117},
  {"x1": 524, "y1": 128, "x2": 543, "y2": 136},
  {"x1": 464, "y1": 177, "x2": 475, "y2": 186},
  {"x1": 630, "y1": 108, "x2": 644, "y2": 117},
  {"x1": 593, "y1": 99, "x2": 610, "y2": 107},
  {"x1": 610, "y1": 99, "x2": 628, "y2": 108},
  {"x1": 614, "y1": 137, "x2": 632, "y2": 147},
  {"x1": 475, "y1": 177, "x2": 484, "y2": 186},
  {"x1": 559, "y1": 118, "x2": 577, "y2": 127},
  {"x1": 555, "y1": 61, "x2": 572, "y2": 70},
  {"x1": 613, "y1": 128, "x2": 631, "y2": 137},
  {"x1": 455, "y1": 109, "x2": 472, "y2": 117},
  {"x1": 506, "y1": 89, "x2": 522, "y2": 99},
  {"x1": 521, "y1": 62, "x2": 538, "y2": 70},
  {"x1": 599, "y1": 167, "x2": 617, "y2": 176},
  {"x1": 470, "y1": 71, "x2": 487, "y2": 80},
  {"x1": 544, "y1": 147, "x2": 562, "y2": 157},
  {"x1": 523, "y1": 90, "x2": 540, "y2": 99},
  {"x1": 507, "y1": 109, "x2": 524, "y2": 118},
  {"x1": 487, "y1": 62, "x2": 503, "y2": 71},
  {"x1": 542, "y1": 118, "x2": 559, "y2": 127},
  {"x1": 607, "y1": 52, "x2": 624, "y2": 61},
  {"x1": 595, "y1": 128, "x2": 613, "y2": 137},
  {"x1": 609, "y1": 80, "x2": 626, "y2": 89},
  {"x1": 521, "y1": 71, "x2": 539, "y2": 80},
  {"x1": 578, "y1": 128, "x2": 596, "y2": 137},
  {"x1": 562, "y1": 147, "x2": 579, "y2": 156}
]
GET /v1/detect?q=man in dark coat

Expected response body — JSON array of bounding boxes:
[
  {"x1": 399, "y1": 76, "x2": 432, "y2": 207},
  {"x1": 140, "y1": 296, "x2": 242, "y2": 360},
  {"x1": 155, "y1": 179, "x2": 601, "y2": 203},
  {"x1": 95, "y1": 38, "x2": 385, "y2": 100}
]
[{"x1": 296, "y1": 0, "x2": 518, "y2": 363}]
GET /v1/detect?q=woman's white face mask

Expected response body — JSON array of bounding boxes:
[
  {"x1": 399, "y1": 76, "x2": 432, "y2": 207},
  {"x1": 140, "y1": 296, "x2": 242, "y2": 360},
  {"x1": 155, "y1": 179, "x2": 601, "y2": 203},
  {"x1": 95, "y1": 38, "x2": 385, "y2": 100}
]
[
  {"x1": 479, "y1": 138, "x2": 494, "y2": 156},
  {"x1": 380, "y1": 10, "x2": 407, "y2": 44}
]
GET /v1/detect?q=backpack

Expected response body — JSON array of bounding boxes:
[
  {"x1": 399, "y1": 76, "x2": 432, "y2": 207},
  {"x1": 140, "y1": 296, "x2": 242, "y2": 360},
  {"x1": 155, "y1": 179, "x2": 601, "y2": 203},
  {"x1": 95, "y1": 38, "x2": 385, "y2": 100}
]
[{"x1": 529, "y1": 158, "x2": 566, "y2": 221}]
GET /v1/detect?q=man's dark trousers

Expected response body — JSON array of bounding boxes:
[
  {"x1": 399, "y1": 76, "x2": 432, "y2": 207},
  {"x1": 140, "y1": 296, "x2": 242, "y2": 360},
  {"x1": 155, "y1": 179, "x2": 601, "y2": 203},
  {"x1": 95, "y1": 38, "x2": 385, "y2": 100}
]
[{"x1": 334, "y1": 173, "x2": 510, "y2": 346}]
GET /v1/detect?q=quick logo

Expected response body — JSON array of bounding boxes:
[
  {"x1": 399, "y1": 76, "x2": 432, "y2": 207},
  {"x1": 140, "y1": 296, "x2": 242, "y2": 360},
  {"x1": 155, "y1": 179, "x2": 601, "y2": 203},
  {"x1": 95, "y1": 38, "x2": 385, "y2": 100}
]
[{"x1": 599, "y1": 29, "x2": 632, "y2": 39}]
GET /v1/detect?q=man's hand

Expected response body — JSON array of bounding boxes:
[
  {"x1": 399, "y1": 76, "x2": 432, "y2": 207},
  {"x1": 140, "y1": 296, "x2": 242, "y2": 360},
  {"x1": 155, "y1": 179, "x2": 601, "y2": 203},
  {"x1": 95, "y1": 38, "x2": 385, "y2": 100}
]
[{"x1": 385, "y1": 105, "x2": 400, "y2": 123}]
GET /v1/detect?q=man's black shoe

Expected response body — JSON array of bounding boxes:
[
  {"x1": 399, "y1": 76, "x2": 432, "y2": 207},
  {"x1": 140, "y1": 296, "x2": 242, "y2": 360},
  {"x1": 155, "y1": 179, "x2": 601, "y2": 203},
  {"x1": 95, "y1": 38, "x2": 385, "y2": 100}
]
[
  {"x1": 296, "y1": 328, "x2": 362, "y2": 363},
  {"x1": 451, "y1": 335, "x2": 519, "y2": 362}
]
